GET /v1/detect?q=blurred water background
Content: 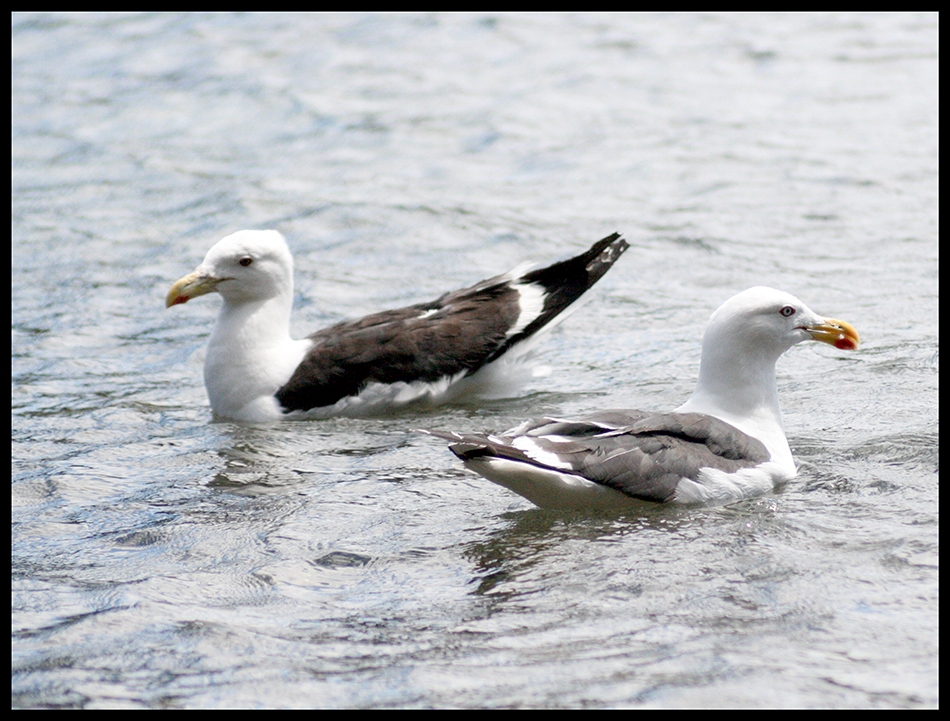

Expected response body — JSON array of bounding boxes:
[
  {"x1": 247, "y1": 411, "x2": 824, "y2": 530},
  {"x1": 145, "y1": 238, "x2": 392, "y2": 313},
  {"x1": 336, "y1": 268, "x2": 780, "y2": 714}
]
[{"x1": 12, "y1": 12, "x2": 937, "y2": 708}]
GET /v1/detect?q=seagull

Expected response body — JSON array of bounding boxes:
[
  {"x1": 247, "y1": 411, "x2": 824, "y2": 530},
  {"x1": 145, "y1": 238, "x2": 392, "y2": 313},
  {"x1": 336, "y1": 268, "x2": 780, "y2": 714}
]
[
  {"x1": 425, "y1": 286, "x2": 859, "y2": 509},
  {"x1": 166, "y1": 230, "x2": 628, "y2": 421}
]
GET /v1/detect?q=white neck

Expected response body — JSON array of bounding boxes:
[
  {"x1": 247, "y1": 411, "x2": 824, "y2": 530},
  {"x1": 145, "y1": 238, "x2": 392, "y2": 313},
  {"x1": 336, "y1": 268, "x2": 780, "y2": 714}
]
[
  {"x1": 203, "y1": 292, "x2": 310, "y2": 421},
  {"x1": 677, "y1": 333, "x2": 793, "y2": 471}
]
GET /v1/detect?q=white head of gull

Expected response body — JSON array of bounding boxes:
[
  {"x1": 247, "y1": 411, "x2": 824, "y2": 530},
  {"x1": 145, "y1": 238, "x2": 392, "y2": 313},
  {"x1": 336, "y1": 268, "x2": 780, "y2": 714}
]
[
  {"x1": 426, "y1": 286, "x2": 859, "y2": 509},
  {"x1": 167, "y1": 230, "x2": 310, "y2": 421},
  {"x1": 167, "y1": 229, "x2": 628, "y2": 421}
]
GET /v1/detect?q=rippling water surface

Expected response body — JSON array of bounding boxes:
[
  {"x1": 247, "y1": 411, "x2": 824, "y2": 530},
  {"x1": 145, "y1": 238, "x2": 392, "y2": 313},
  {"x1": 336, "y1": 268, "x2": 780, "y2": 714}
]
[{"x1": 12, "y1": 12, "x2": 937, "y2": 708}]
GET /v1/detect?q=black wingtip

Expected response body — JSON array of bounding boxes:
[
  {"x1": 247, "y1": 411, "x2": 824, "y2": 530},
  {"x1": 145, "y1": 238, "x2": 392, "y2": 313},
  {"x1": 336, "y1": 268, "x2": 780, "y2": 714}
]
[
  {"x1": 589, "y1": 231, "x2": 625, "y2": 255},
  {"x1": 421, "y1": 430, "x2": 496, "y2": 461},
  {"x1": 498, "y1": 233, "x2": 627, "y2": 348},
  {"x1": 448, "y1": 442, "x2": 496, "y2": 461},
  {"x1": 521, "y1": 232, "x2": 628, "y2": 289},
  {"x1": 584, "y1": 232, "x2": 629, "y2": 277}
]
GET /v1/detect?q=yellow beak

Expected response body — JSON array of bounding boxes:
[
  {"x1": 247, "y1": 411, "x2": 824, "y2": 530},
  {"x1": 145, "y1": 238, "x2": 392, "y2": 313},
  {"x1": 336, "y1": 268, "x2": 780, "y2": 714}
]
[
  {"x1": 166, "y1": 270, "x2": 220, "y2": 308},
  {"x1": 806, "y1": 317, "x2": 860, "y2": 351}
]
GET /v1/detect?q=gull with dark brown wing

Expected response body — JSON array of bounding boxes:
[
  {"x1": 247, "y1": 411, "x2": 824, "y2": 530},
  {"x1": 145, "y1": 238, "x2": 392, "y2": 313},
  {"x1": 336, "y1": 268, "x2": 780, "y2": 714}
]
[{"x1": 167, "y1": 230, "x2": 628, "y2": 421}]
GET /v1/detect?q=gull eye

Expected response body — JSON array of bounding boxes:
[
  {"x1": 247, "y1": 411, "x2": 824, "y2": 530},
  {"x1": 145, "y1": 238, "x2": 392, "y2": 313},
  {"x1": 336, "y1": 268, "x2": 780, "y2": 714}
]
[
  {"x1": 780, "y1": 305, "x2": 795, "y2": 317},
  {"x1": 239, "y1": 257, "x2": 253, "y2": 267}
]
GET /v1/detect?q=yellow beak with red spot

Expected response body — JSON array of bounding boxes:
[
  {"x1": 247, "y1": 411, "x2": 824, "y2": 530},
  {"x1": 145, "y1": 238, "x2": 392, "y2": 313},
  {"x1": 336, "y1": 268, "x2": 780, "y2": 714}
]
[
  {"x1": 165, "y1": 270, "x2": 222, "y2": 308},
  {"x1": 806, "y1": 317, "x2": 860, "y2": 351}
]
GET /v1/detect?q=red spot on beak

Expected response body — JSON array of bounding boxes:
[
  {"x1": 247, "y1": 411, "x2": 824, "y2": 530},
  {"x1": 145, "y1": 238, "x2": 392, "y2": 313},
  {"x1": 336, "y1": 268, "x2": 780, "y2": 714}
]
[{"x1": 834, "y1": 336, "x2": 856, "y2": 351}]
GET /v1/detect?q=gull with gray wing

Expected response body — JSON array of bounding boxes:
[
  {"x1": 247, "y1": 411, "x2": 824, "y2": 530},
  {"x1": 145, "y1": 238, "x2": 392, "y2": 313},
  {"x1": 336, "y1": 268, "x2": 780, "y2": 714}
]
[{"x1": 425, "y1": 286, "x2": 859, "y2": 509}]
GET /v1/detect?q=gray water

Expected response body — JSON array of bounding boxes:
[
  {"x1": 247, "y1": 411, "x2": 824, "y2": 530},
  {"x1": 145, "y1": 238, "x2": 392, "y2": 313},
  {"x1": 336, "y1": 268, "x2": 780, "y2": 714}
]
[{"x1": 12, "y1": 12, "x2": 937, "y2": 708}]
